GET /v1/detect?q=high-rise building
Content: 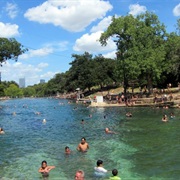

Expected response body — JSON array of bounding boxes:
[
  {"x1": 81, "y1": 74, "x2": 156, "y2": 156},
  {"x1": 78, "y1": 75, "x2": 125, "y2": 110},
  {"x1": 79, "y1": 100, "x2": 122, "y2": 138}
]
[
  {"x1": 19, "y1": 78, "x2": 25, "y2": 88},
  {"x1": 40, "y1": 79, "x2": 45, "y2": 84}
]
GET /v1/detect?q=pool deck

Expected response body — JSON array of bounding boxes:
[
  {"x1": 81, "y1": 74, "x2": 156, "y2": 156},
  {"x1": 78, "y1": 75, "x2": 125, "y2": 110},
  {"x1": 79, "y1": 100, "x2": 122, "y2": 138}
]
[{"x1": 89, "y1": 100, "x2": 180, "y2": 108}]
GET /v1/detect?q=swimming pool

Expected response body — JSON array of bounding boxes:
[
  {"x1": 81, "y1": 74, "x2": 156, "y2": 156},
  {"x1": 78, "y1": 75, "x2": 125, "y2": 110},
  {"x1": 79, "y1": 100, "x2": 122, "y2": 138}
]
[{"x1": 0, "y1": 98, "x2": 179, "y2": 179}]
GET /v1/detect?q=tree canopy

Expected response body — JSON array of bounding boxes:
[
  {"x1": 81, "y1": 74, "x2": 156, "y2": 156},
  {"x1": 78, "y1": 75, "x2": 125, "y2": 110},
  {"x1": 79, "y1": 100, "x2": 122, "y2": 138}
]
[
  {"x1": 0, "y1": 38, "x2": 27, "y2": 65},
  {"x1": 100, "y1": 12, "x2": 169, "y2": 93}
]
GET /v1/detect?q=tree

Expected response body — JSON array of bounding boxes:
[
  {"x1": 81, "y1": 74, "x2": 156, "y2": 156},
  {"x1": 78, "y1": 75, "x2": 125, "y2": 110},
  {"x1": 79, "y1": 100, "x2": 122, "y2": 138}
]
[
  {"x1": 100, "y1": 12, "x2": 167, "y2": 94},
  {"x1": 93, "y1": 55, "x2": 116, "y2": 88},
  {"x1": 66, "y1": 52, "x2": 95, "y2": 91},
  {"x1": 163, "y1": 32, "x2": 180, "y2": 84},
  {"x1": 23, "y1": 87, "x2": 36, "y2": 97},
  {"x1": 4, "y1": 84, "x2": 23, "y2": 98},
  {"x1": 0, "y1": 38, "x2": 27, "y2": 65}
]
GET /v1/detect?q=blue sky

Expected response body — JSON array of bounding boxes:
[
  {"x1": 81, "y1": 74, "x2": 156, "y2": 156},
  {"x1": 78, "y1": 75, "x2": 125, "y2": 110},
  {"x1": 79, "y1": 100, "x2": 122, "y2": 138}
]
[{"x1": 0, "y1": 0, "x2": 180, "y2": 86}]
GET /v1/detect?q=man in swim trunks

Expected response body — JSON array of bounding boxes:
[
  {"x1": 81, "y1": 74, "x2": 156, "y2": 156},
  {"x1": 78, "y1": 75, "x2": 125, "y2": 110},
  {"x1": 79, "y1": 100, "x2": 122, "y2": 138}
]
[
  {"x1": 77, "y1": 137, "x2": 89, "y2": 152},
  {"x1": 38, "y1": 160, "x2": 55, "y2": 177}
]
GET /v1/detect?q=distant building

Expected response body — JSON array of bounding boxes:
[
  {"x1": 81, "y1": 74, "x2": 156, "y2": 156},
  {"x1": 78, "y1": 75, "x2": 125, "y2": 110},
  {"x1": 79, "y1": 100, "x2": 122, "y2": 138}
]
[
  {"x1": 19, "y1": 78, "x2": 25, "y2": 88},
  {"x1": 40, "y1": 79, "x2": 45, "y2": 84}
]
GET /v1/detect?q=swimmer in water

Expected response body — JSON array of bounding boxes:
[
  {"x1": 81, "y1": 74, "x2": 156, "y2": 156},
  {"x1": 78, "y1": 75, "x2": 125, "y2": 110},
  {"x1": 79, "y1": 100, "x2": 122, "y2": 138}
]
[
  {"x1": 43, "y1": 119, "x2": 46, "y2": 123},
  {"x1": 126, "y1": 112, "x2": 132, "y2": 117},
  {"x1": 94, "y1": 160, "x2": 108, "y2": 178},
  {"x1": 162, "y1": 114, "x2": 168, "y2": 122},
  {"x1": 105, "y1": 128, "x2": 117, "y2": 134},
  {"x1": 0, "y1": 127, "x2": 5, "y2": 134},
  {"x1": 38, "y1": 160, "x2": 55, "y2": 178},
  {"x1": 65, "y1": 146, "x2": 71, "y2": 155},
  {"x1": 77, "y1": 137, "x2": 89, "y2": 152},
  {"x1": 81, "y1": 119, "x2": 85, "y2": 124},
  {"x1": 170, "y1": 112, "x2": 175, "y2": 119}
]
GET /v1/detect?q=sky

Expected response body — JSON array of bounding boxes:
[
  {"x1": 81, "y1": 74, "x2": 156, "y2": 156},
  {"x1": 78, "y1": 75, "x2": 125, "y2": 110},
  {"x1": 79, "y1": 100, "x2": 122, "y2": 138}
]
[{"x1": 0, "y1": 0, "x2": 180, "y2": 86}]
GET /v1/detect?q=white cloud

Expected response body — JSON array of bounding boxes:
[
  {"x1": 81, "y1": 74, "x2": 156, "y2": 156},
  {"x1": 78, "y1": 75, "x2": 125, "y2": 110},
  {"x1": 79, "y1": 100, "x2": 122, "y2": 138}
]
[
  {"x1": 103, "y1": 50, "x2": 116, "y2": 59},
  {"x1": 0, "y1": 62, "x2": 57, "y2": 86},
  {"x1": 0, "y1": 22, "x2": 20, "y2": 37},
  {"x1": 24, "y1": 0, "x2": 113, "y2": 32},
  {"x1": 40, "y1": 71, "x2": 57, "y2": 79},
  {"x1": 90, "y1": 16, "x2": 113, "y2": 33},
  {"x1": 173, "y1": 3, "x2": 180, "y2": 16},
  {"x1": 20, "y1": 41, "x2": 69, "y2": 60},
  {"x1": 5, "y1": 2, "x2": 18, "y2": 19},
  {"x1": 129, "y1": 4, "x2": 147, "y2": 16},
  {"x1": 37, "y1": 63, "x2": 49, "y2": 68},
  {"x1": 73, "y1": 31, "x2": 116, "y2": 53},
  {"x1": 20, "y1": 47, "x2": 53, "y2": 60},
  {"x1": 45, "y1": 41, "x2": 69, "y2": 51}
]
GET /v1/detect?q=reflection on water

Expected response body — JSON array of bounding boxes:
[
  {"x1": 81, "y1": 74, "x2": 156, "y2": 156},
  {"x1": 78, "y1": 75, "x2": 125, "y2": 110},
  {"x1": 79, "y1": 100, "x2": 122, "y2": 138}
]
[{"x1": 0, "y1": 98, "x2": 180, "y2": 179}]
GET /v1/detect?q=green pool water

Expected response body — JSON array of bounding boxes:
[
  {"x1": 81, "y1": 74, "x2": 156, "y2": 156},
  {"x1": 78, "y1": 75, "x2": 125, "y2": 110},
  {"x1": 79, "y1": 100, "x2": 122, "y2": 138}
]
[{"x1": 0, "y1": 98, "x2": 179, "y2": 179}]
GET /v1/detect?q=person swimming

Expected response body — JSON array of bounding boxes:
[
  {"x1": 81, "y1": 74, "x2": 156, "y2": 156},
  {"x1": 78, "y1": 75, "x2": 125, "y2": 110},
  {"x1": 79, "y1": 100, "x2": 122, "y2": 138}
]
[
  {"x1": 170, "y1": 112, "x2": 175, "y2": 119},
  {"x1": 105, "y1": 128, "x2": 117, "y2": 134},
  {"x1": 38, "y1": 160, "x2": 55, "y2": 178},
  {"x1": 77, "y1": 137, "x2": 89, "y2": 152},
  {"x1": 65, "y1": 146, "x2": 71, "y2": 154},
  {"x1": 94, "y1": 160, "x2": 108, "y2": 178},
  {"x1": 126, "y1": 112, "x2": 132, "y2": 117},
  {"x1": 0, "y1": 127, "x2": 5, "y2": 134},
  {"x1": 162, "y1": 114, "x2": 168, "y2": 122}
]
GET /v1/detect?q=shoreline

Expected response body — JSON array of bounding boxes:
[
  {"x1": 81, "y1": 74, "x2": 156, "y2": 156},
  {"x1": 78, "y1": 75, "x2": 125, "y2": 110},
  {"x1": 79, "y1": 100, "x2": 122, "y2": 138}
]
[{"x1": 88, "y1": 98, "x2": 180, "y2": 108}]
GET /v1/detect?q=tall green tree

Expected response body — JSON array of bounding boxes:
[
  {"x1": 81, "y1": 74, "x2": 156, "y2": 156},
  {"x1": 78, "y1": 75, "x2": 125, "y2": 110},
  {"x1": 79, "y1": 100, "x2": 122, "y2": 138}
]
[
  {"x1": 0, "y1": 38, "x2": 27, "y2": 65},
  {"x1": 100, "y1": 12, "x2": 167, "y2": 94}
]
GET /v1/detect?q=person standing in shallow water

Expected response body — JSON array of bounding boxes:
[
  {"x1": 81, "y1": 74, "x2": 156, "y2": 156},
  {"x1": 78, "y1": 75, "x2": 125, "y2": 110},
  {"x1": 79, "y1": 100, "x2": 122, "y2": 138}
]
[
  {"x1": 77, "y1": 137, "x2": 89, "y2": 152},
  {"x1": 94, "y1": 159, "x2": 108, "y2": 178},
  {"x1": 38, "y1": 160, "x2": 55, "y2": 178},
  {"x1": 65, "y1": 146, "x2": 71, "y2": 154},
  {"x1": 109, "y1": 169, "x2": 121, "y2": 180}
]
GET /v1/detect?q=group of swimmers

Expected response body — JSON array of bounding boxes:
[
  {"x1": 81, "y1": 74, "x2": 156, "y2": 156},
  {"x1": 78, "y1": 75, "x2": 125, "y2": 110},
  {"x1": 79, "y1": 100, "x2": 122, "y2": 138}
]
[
  {"x1": 39, "y1": 159, "x2": 121, "y2": 180},
  {"x1": 38, "y1": 137, "x2": 121, "y2": 179},
  {"x1": 162, "y1": 112, "x2": 175, "y2": 122}
]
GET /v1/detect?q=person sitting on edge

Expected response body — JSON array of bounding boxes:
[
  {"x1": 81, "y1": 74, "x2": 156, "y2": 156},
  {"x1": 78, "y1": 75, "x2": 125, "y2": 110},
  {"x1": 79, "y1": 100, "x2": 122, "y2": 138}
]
[
  {"x1": 38, "y1": 160, "x2": 55, "y2": 178},
  {"x1": 77, "y1": 137, "x2": 89, "y2": 152},
  {"x1": 109, "y1": 169, "x2": 121, "y2": 180},
  {"x1": 0, "y1": 127, "x2": 5, "y2": 134},
  {"x1": 65, "y1": 146, "x2": 71, "y2": 154},
  {"x1": 162, "y1": 114, "x2": 168, "y2": 122},
  {"x1": 74, "y1": 170, "x2": 85, "y2": 180},
  {"x1": 94, "y1": 160, "x2": 108, "y2": 178},
  {"x1": 105, "y1": 128, "x2": 117, "y2": 134}
]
